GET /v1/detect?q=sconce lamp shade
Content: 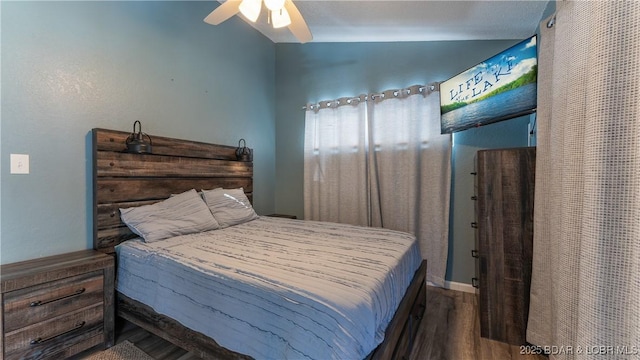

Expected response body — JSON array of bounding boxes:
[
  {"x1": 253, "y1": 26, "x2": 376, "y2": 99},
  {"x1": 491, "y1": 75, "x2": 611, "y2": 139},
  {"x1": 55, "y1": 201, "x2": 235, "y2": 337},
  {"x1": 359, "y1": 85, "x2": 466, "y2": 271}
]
[
  {"x1": 235, "y1": 139, "x2": 253, "y2": 162},
  {"x1": 125, "y1": 120, "x2": 153, "y2": 154}
]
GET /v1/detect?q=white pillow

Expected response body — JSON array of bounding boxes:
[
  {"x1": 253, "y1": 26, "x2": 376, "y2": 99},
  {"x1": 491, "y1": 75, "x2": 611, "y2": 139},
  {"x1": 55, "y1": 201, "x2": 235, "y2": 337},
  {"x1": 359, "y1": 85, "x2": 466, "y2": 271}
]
[
  {"x1": 201, "y1": 188, "x2": 258, "y2": 228},
  {"x1": 120, "y1": 189, "x2": 220, "y2": 242}
]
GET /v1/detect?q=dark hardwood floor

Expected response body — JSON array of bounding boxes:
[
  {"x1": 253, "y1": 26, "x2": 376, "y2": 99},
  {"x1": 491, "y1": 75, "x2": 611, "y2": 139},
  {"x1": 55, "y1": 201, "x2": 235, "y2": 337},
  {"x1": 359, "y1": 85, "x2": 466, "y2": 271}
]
[
  {"x1": 78, "y1": 287, "x2": 547, "y2": 360},
  {"x1": 410, "y1": 287, "x2": 546, "y2": 360}
]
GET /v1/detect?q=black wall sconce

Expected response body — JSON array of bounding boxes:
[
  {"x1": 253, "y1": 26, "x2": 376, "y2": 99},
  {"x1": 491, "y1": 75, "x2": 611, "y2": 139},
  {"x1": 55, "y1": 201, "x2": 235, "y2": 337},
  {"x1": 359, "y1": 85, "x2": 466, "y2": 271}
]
[
  {"x1": 235, "y1": 138, "x2": 252, "y2": 162},
  {"x1": 125, "y1": 120, "x2": 152, "y2": 154}
]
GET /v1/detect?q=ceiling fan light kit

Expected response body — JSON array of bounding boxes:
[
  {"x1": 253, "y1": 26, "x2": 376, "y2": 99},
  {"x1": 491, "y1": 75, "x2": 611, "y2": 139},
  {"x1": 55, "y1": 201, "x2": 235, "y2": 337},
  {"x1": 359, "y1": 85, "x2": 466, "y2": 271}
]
[
  {"x1": 239, "y1": 0, "x2": 262, "y2": 22},
  {"x1": 271, "y1": 8, "x2": 291, "y2": 28},
  {"x1": 204, "y1": 0, "x2": 312, "y2": 43},
  {"x1": 264, "y1": 0, "x2": 285, "y2": 11}
]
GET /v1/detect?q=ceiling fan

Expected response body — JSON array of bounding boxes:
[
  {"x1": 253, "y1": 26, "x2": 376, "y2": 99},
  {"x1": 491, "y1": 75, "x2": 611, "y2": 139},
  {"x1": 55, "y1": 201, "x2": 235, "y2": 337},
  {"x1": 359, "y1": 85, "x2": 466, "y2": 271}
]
[{"x1": 204, "y1": 0, "x2": 313, "y2": 43}]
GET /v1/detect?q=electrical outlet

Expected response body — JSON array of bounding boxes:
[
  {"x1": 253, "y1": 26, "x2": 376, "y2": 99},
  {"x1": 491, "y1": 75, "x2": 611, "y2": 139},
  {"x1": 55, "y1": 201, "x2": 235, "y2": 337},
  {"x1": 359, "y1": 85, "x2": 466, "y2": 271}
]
[{"x1": 10, "y1": 154, "x2": 30, "y2": 174}]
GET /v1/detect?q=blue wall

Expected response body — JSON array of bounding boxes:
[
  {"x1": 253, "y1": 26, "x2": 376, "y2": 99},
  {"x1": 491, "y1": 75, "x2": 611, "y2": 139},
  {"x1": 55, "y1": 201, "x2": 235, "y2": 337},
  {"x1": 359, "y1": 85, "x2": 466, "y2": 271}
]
[
  {"x1": 447, "y1": 117, "x2": 533, "y2": 283},
  {"x1": 1, "y1": 0, "x2": 554, "y2": 283},
  {"x1": 1, "y1": 1, "x2": 277, "y2": 264},
  {"x1": 274, "y1": 41, "x2": 532, "y2": 284}
]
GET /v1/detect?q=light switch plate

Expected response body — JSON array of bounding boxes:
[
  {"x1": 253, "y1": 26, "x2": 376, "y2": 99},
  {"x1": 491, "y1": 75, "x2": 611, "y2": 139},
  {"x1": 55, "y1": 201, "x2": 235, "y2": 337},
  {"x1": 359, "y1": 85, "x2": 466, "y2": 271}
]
[{"x1": 10, "y1": 154, "x2": 30, "y2": 174}]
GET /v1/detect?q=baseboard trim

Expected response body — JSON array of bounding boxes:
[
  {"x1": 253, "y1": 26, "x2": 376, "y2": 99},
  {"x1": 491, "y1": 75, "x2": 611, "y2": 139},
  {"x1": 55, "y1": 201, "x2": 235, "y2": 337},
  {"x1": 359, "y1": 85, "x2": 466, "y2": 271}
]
[{"x1": 428, "y1": 280, "x2": 478, "y2": 294}]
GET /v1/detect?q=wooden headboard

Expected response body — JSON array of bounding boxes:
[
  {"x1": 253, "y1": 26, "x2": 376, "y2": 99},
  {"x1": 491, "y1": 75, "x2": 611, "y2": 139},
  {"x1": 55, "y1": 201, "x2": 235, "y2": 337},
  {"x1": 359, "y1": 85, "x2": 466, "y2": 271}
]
[{"x1": 92, "y1": 128, "x2": 253, "y2": 254}]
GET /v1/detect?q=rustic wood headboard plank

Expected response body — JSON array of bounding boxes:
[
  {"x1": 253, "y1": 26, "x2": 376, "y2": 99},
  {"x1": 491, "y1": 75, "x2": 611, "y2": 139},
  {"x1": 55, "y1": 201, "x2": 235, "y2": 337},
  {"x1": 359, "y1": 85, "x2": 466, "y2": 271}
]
[
  {"x1": 96, "y1": 178, "x2": 253, "y2": 204},
  {"x1": 94, "y1": 128, "x2": 239, "y2": 160},
  {"x1": 96, "y1": 153, "x2": 252, "y2": 178},
  {"x1": 96, "y1": 192, "x2": 254, "y2": 229},
  {"x1": 92, "y1": 128, "x2": 253, "y2": 254},
  {"x1": 96, "y1": 228, "x2": 138, "y2": 254}
]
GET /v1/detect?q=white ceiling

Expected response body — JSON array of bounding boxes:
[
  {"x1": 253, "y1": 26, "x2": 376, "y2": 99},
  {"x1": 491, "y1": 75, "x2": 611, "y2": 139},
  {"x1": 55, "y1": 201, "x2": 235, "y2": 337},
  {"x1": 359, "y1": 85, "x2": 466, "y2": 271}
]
[{"x1": 220, "y1": 0, "x2": 551, "y2": 43}]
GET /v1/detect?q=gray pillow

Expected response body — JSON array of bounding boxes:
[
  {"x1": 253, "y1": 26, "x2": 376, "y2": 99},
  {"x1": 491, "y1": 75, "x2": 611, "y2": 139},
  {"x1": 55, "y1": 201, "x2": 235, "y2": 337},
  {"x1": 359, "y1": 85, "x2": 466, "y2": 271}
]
[
  {"x1": 120, "y1": 189, "x2": 220, "y2": 242},
  {"x1": 201, "y1": 187, "x2": 258, "y2": 228}
]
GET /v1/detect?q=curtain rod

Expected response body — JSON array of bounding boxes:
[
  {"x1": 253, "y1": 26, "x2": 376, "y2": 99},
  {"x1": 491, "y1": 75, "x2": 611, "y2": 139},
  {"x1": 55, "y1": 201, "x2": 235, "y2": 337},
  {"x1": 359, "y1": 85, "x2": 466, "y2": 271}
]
[{"x1": 303, "y1": 81, "x2": 441, "y2": 112}]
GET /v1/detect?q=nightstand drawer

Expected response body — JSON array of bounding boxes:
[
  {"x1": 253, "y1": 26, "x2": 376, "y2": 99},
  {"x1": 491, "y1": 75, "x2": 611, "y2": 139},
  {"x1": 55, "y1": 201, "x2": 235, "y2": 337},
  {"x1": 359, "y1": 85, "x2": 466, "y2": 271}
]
[
  {"x1": 3, "y1": 303, "x2": 104, "y2": 360},
  {"x1": 1, "y1": 250, "x2": 115, "y2": 358},
  {"x1": 3, "y1": 271, "x2": 104, "y2": 333}
]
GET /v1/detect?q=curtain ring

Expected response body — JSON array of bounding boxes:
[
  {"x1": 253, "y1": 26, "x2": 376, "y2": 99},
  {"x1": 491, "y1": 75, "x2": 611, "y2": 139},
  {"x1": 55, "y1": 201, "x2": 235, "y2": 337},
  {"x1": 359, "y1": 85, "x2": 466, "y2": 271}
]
[{"x1": 547, "y1": 15, "x2": 556, "y2": 28}]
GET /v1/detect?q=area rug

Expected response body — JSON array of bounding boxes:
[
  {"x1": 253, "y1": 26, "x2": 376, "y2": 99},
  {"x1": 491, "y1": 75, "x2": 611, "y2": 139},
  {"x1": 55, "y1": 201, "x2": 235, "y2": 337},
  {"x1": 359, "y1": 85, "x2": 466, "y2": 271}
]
[{"x1": 85, "y1": 341, "x2": 154, "y2": 360}]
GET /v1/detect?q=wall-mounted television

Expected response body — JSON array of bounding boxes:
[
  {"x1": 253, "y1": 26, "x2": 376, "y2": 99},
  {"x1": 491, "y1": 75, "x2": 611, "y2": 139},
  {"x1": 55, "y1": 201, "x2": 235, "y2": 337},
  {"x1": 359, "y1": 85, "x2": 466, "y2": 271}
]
[{"x1": 440, "y1": 35, "x2": 537, "y2": 134}]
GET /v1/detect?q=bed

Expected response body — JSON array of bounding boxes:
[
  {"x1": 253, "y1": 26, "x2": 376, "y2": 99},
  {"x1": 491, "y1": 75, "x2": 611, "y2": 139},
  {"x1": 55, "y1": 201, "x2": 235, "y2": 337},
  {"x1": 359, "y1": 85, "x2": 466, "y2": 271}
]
[{"x1": 92, "y1": 128, "x2": 427, "y2": 360}]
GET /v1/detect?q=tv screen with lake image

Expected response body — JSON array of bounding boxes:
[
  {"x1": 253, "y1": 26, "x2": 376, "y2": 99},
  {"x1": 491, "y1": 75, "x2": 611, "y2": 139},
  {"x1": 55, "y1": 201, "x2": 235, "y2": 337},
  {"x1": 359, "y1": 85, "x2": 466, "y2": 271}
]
[{"x1": 440, "y1": 35, "x2": 537, "y2": 134}]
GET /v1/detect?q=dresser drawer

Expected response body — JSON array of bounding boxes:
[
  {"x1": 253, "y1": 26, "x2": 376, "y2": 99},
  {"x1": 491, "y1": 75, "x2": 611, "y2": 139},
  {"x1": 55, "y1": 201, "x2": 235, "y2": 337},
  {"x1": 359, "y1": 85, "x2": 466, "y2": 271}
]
[
  {"x1": 3, "y1": 271, "x2": 104, "y2": 333},
  {"x1": 3, "y1": 303, "x2": 104, "y2": 360}
]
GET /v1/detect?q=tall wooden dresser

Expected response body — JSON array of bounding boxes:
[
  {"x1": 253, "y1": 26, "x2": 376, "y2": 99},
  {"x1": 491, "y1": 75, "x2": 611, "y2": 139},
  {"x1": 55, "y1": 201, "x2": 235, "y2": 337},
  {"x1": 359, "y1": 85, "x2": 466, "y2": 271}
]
[
  {"x1": 475, "y1": 147, "x2": 536, "y2": 345},
  {"x1": 1, "y1": 250, "x2": 114, "y2": 359}
]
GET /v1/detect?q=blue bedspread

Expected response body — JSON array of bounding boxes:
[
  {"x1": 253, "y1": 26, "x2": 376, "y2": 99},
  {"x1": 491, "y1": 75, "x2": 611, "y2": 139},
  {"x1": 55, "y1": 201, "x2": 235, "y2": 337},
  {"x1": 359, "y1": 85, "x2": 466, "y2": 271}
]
[{"x1": 116, "y1": 216, "x2": 421, "y2": 360}]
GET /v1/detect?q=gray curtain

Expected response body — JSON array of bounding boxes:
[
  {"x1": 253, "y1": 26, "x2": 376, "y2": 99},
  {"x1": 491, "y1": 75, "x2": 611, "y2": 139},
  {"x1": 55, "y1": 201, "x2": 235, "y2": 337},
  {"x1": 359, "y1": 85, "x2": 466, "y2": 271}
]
[
  {"x1": 367, "y1": 90, "x2": 451, "y2": 286},
  {"x1": 303, "y1": 99, "x2": 369, "y2": 226},
  {"x1": 527, "y1": 2, "x2": 640, "y2": 358},
  {"x1": 303, "y1": 89, "x2": 452, "y2": 286}
]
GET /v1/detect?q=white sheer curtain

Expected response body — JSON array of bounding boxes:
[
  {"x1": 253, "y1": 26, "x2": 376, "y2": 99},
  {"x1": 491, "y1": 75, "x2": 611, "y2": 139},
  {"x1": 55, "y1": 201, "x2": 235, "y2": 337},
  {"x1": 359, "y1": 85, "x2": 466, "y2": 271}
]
[
  {"x1": 303, "y1": 98, "x2": 369, "y2": 226},
  {"x1": 527, "y1": 2, "x2": 640, "y2": 358},
  {"x1": 368, "y1": 90, "x2": 451, "y2": 286},
  {"x1": 303, "y1": 88, "x2": 452, "y2": 286}
]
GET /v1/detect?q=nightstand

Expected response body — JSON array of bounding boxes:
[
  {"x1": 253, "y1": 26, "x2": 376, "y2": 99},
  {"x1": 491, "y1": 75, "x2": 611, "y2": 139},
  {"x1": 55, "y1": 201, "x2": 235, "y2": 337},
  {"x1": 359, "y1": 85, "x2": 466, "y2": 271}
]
[{"x1": 1, "y1": 250, "x2": 114, "y2": 359}]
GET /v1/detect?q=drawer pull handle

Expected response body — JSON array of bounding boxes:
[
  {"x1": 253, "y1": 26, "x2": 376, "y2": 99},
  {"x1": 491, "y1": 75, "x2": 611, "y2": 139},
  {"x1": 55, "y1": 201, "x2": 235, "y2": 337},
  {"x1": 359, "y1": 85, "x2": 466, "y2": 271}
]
[
  {"x1": 29, "y1": 288, "x2": 86, "y2": 307},
  {"x1": 30, "y1": 321, "x2": 86, "y2": 345}
]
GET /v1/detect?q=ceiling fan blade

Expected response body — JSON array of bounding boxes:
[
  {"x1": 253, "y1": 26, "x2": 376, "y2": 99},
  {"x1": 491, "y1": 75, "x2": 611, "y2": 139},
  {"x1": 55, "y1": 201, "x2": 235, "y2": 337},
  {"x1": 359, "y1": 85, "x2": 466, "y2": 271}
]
[
  {"x1": 204, "y1": 0, "x2": 242, "y2": 25},
  {"x1": 284, "y1": 0, "x2": 312, "y2": 43}
]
